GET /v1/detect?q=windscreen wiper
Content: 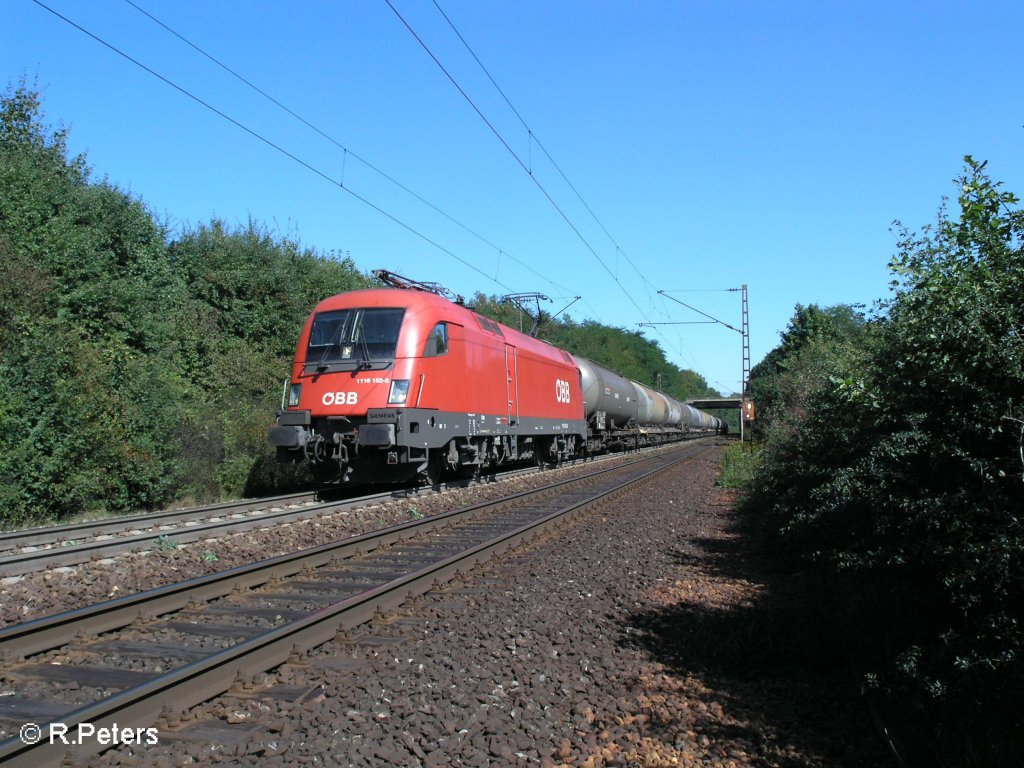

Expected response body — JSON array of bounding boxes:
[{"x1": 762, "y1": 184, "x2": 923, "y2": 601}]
[
  {"x1": 355, "y1": 317, "x2": 373, "y2": 370},
  {"x1": 316, "y1": 316, "x2": 349, "y2": 372}
]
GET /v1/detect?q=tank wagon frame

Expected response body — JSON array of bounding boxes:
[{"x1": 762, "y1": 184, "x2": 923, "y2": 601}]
[{"x1": 270, "y1": 284, "x2": 724, "y2": 485}]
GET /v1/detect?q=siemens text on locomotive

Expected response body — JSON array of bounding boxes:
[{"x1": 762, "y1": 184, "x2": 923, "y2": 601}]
[{"x1": 269, "y1": 277, "x2": 725, "y2": 485}]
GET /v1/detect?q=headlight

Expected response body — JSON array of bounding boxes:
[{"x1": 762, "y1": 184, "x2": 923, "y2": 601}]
[
  {"x1": 287, "y1": 383, "x2": 302, "y2": 407},
  {"x1": 388, "y1": 379, "x2": 410, "y2": 405}
]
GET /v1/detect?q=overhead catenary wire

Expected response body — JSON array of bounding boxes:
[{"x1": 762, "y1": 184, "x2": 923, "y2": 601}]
[
  {"x1": 383, "y1": 0, "x2": 650, "y2": 319},
  {"x1": 416, "y1": 0, "x2": 716, "y2": 384},
  {"x1": 38, "y1": 0, "x2": 722, "y2": 390},
  {"x1": 120, "y1": 0, "x2": 574, "y2": 299},
  {"x1": 659, "y1": 290, "x2": 741, "y2": 334},
  {"x1": 430, "y1": 0, "x2": 650, "y2": 286},
  {"x1": 130, "y1": 0, "x2": 719, "y2": 388},
  {"x1": 657, "y1": 292, "x2": 703, "y2": 373},
  {"x1": 31, "y1": 0, "x2": 520, "y2": 295},
  {"x1": 40, "y1": 1, "x2": 634, "y2": 368}
]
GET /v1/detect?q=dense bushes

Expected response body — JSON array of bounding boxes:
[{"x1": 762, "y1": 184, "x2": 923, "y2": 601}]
[
  {"x1": 745, "y1": 159, "x2": 1023, "y2": 765},
  {"x1": 0, "y1": 84, "x2": 372, "y2": 523},
  {"x1": 165, "y1": 221, "x2": 369, "y2": 500},
  {"x1": 715, "y1": 442, "x2": 759, "y2": 489},
  {"x1": 1, "y1": 86, "x2": 185, "y2": 520}
]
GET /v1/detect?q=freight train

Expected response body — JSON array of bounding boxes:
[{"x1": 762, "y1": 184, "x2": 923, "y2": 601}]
[{"x1": 269, "y1": 274, "x2": 724, "y2": 485}]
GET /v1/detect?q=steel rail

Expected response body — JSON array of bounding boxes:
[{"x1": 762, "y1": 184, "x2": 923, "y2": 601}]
[
  {"x1": 0, "y1": 491, "x2": 394, "y2": 578},
  {"x1": 0, "y1": 491, "x2": 318, "y2": 550},
  {"x1": 0, "y1": 443, "x2": 711, "y2": 767},
  {"x1": 0, "y1": 462, "x2": 555, "y2": 577},
  {"x1": 0, "y1": 448, "x2": 688, "y2": 658},
  {"x1": 0, "y1": 437, "x2": 710, "y2": 578}
]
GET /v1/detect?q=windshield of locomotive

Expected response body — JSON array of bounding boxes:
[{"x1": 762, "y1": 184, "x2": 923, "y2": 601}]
[{"x1": 307, "y1": 308, "x2": 405, "y2": 369}]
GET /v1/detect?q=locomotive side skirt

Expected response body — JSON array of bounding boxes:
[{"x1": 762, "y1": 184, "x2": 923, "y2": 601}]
[{"x1": 362, "y1": 408, "x2": 587, "y2": 450}]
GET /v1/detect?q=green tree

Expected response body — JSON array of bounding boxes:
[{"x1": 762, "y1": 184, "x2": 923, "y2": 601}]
[
  {"x1": 0, "y1": 82, "x2": 183, "y2": 522},
  {"x1": 749, "y1": 303, "x2": 870, "y2": 434},
  {"x1": 166, "y1": 220, "x2": 371, "y2": 497},
  {"x1": 0, "y1": 83, "x2": 371, "y2": 522},
  {"x1": 746, "y1": 158, "x2": 1024, "y2": 765}
]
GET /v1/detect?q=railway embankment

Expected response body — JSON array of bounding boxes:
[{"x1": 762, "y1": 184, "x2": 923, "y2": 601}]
[{"x1": 78, "y1": 441, "x2": 886, "y2": 767}]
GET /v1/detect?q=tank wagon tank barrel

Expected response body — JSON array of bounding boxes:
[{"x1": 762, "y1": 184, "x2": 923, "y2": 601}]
[{"x1": 576, "y1": 358, "x2": 637, "y2": 429}]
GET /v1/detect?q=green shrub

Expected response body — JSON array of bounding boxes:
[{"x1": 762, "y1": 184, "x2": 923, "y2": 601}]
[
  {"x1": 0, "y1": 83, "x2": 372, "y2": 523},
  {"x1": 745, "y1": 158, "x2": 1024, "y2": 765},
  {"x1": 716, "y1": 443, "x2": 760, "y2": 489}
]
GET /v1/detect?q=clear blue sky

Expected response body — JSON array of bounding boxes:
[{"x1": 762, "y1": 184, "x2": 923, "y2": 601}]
[{"x1": 4, "y1": 1, "x2": 1022, "y2": 394}]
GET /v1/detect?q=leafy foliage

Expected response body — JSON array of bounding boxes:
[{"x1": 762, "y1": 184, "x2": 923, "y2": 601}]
[
  {"x1": 749, "y1": 303, "x2": 872, "y2": 434},
  {"x1": 1, "y1": 84, "x2": 181, "y2": 520},
  {"x1": 716, "y1": 442, "x2": 760, "y2": 489},
  {"x1": 745, "y1": 158, "x2": 1024, "y2": 765},
  {"x1": 166, "y1": 220, "x2": 369, "y2": 499},
  {"x1": 0, "y1": 83, "x2": 371, "y2": 524}
]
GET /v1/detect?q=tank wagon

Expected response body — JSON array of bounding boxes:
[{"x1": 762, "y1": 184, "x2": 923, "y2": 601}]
[
  {"x1": 576, "y1": 358, "x2": 722, "y2": 451},
  {"x1": 269, "y1": 278, "x2": 723, "y2": 485}
]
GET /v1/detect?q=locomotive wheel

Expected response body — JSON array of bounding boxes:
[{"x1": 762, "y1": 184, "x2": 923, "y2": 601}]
[
  {"x1": 421, "y1": 451, "x2": 443, "y2": 487},
  {"x1": 534, "y1": 438, "x2": 553, "y2": 470}
]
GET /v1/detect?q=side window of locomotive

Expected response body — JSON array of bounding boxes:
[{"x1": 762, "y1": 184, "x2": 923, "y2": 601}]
[{"x1": 424, "y1": 323, "x2": 448, "y2": 357}]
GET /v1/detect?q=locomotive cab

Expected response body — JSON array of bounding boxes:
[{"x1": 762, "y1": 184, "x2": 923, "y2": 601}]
[{"x1": 270, "y1": 292, "x2": 432, "y2": 483}]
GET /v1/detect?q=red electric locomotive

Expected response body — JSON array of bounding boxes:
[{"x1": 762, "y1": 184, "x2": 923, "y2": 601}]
[{"x1": 269, "y1": 273, "x2": 587, "y2": 484}]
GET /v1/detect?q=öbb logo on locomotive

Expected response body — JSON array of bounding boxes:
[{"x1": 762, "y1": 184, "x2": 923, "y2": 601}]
[
  {"x1": 555, "y1": 378, "x2": 572, "y2": 404},
  {"x1": 322, "y1": 391, "x2": 359, "y2": 406},
  {"x1": 268, "y1": 270, "x2": 725, "y2": 485}
]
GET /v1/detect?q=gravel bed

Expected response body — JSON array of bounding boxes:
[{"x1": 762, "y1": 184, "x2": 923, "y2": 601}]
[
  {"x1": 93, "y1": 442, "x2": 886, "y2": 767},
  {"x1": 0, "y1": 448, "x2": 681, "y2": 628}
]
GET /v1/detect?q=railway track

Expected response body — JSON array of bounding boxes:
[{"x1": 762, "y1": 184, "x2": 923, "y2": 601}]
[
  {"x1": 0, "y1": 441, "x2": 711, "y2": 767},
  {"x1": 0, "y1": 491, "x2": 319, "y2": 555},
  {"x1": 0, "y1": 439, "x2": 704, "y2": 578},
  {"x1": 0, "y1": 475, "x2": 529, "y2": 578},
  {"x1": 0, "y1": 491, "x2": 347, "y2": 578}
]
